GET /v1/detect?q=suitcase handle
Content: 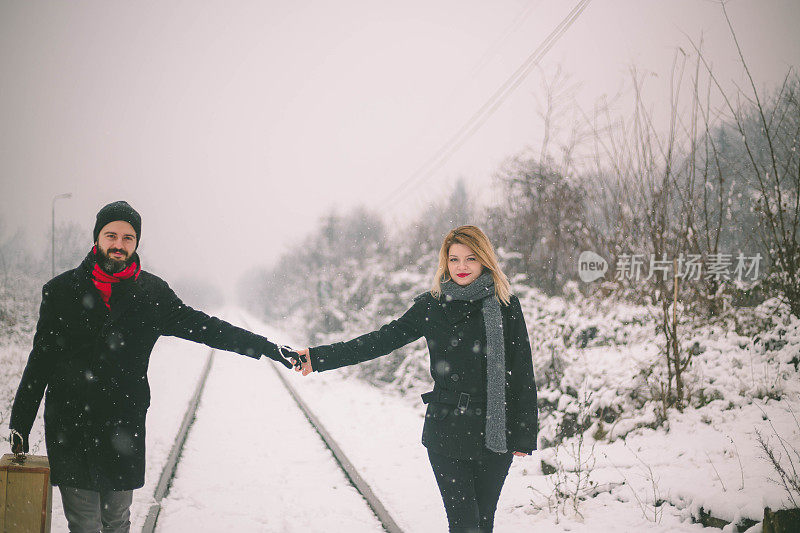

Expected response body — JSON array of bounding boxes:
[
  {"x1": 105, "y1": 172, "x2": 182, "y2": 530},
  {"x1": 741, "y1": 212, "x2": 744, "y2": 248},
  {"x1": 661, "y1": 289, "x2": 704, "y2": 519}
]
[{"x1": 10, "y1": 429, "x2": 26, "y2": 464}]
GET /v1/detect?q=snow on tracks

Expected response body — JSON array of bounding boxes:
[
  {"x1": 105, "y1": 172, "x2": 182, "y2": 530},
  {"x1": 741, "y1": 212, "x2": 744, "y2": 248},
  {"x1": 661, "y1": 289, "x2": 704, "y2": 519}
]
[{"x1": 153, "y1": 339, "x2": 386, "y2": 532}]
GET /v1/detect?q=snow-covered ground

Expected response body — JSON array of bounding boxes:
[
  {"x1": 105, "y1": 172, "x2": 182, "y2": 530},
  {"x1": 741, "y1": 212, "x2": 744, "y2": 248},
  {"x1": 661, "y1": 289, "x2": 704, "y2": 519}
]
[
  {"x1": 3, "y1": 300, "x2": 798, "y2": 532},
  {"x1": 154, "y1": 342, "x2": 385, "y2": 532},
  {"x1": 240, "y1": 309, "x2": 799, "y2": 532}
]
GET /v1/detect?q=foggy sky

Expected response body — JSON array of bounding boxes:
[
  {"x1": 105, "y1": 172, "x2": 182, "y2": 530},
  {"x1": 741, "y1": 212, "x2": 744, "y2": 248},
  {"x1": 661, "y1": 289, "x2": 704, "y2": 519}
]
[{"x1": 1, "y1": 0, "x2": 798, "y2": 298}]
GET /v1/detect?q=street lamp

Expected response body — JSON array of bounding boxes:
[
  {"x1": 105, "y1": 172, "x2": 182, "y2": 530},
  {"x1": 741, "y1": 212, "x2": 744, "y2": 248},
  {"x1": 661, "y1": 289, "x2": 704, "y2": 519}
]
[{"x1": 52, "y1": 193, "x2": 72, "y2": 278}]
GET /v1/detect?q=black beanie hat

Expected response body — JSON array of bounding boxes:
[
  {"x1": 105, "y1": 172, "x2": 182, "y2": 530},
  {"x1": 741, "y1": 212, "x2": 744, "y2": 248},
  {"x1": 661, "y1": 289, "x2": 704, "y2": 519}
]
[{"x1": 93, "y1": 201, "x2": 142, "y2": 246}]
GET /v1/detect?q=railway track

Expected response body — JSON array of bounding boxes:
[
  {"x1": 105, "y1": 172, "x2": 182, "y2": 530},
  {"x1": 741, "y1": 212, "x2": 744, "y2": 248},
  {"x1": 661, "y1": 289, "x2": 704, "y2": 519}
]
[
  {"x1": 141, "y1": 348, "x2": 215, "y2": 532},
  {"x1": 141, "y1": 315, "x2": 403, "y2": 533}
]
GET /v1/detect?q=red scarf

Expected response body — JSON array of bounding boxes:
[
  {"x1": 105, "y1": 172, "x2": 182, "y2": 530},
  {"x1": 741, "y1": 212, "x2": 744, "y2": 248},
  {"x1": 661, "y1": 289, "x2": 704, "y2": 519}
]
[{"x1": 91, "y1": 245, "x2": 141, "y2": 309}]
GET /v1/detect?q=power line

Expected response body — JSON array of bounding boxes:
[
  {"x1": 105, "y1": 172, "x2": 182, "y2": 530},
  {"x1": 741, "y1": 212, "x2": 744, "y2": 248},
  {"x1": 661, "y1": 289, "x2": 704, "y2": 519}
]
[
  {"x1": 379, "y1": 0, "x2": 591, "y2": 211},
  {"x1": 416, "y1": 1, "x2": 542, "y2": 142},
  {"x1": 465, "y1": 0, "x2": 542, "y2": 86}
]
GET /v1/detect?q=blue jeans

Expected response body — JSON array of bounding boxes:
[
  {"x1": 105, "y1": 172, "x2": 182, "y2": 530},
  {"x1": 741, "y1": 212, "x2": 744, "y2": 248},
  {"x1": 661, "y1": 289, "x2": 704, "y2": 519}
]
[{"x1": 58, "y1": 486, "x2": 133, "y2": 533}]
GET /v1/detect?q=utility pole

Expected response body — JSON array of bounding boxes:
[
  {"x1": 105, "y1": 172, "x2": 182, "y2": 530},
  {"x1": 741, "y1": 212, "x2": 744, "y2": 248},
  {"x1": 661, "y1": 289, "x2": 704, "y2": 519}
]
[{"x1": 52, "y1": 193, "x2": 72, "y2": 277}]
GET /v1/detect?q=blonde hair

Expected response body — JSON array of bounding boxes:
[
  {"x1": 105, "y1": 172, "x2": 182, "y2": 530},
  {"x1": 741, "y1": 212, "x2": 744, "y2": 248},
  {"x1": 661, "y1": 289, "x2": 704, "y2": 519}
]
[{"x1": 431, "y1": 225, "x2": 512, "y2": 305}]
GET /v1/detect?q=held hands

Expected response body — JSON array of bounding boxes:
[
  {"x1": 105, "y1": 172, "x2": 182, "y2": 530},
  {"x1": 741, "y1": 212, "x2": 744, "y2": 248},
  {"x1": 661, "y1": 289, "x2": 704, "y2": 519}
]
[
  {"x1": 264, "y1": 342, "x2": 312, "y2": 374},
  {"x1": 293, "y1": 348, "x2": 313, "y2": 376},
  {"x1": 263, "y1": 343, "x2": 297, "y2": 369}
]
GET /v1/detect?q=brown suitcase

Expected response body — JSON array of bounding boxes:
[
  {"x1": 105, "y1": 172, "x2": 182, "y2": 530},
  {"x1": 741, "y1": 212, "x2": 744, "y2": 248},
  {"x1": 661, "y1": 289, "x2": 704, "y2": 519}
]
[{"x1": 0, "y1": 453, "x2": 52, "y2": 533}]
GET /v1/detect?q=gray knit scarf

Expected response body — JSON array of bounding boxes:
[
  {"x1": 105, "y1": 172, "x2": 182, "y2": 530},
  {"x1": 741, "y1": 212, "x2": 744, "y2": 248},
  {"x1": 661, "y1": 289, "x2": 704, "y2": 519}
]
[{"x1": 440, "y1": 271, "x2": 507, "y2": 453}]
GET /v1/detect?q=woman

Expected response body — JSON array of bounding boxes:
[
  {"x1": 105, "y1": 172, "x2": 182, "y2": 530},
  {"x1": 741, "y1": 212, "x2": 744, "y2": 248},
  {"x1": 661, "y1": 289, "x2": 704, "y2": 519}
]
[{"x1": 295, "y1": 225, "x2": 537, "y2": 533}]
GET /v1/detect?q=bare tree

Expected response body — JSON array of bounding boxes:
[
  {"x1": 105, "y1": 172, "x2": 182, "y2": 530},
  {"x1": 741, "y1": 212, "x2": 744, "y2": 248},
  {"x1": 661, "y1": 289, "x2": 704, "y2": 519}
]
[
  {"x1": 490, "y1": 69, "x2": 594, "y2": 294},
  {"x1": 494, "y1": 156, "x2": 590, "y2": 294},
  {"x1": 687, "y1": 3, "x2": 800, "y2": 317}
]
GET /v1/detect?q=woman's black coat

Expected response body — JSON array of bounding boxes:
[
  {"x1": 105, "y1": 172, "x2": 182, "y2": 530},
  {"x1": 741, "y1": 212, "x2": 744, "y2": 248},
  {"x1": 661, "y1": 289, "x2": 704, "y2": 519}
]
[
  {"x1": 10, "y1": 253, "x2": 271, "y2": 491},
  {"x1": 309, "y1": 291, "x2": 538, "y2": 460}
]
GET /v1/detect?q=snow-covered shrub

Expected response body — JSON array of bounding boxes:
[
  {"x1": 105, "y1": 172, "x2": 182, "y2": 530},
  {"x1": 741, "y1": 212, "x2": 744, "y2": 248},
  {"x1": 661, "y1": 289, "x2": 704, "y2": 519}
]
[
  {"x1": 0, "y1": 269, "x2": 46, "y2": 450},
  {"x1": 531, "y1": 386, "x2": 600, "y2": 522},
  {"x1": 521, "y1": 286, "x2": 800, "y2": 447}
]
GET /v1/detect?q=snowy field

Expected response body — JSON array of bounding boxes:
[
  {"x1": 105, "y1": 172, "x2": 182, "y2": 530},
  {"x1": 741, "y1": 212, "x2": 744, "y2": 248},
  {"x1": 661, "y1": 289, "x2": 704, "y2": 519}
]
[
  {"x1": 240, "y1": 309, "x2": 799, "y2": 533},
  {"x1": 2, "y1": 303, "x2": 798, "y2": 532}
]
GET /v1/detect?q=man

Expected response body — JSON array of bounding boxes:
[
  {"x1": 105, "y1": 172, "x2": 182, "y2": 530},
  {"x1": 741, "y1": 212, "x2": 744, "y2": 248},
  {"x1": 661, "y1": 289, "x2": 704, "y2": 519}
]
[{"x1": 9, "y1": 201, "x2": 297, "y2": 533}]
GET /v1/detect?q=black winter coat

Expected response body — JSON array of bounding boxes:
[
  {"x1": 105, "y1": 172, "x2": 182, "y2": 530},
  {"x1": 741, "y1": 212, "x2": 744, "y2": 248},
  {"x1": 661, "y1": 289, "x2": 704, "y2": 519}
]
[
  {"x1": 10, "y1": 253, "x2": 272, "y2": 491},
  {"x1": 309, "y1": 292, "x2": 538, "y2": 460}
]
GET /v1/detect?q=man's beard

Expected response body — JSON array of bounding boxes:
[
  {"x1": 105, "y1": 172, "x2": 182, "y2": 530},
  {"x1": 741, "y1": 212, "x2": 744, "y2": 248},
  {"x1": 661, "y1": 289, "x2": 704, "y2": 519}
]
[{"x1": 97, "y1": 246, "x2": 134, "y2": 274}]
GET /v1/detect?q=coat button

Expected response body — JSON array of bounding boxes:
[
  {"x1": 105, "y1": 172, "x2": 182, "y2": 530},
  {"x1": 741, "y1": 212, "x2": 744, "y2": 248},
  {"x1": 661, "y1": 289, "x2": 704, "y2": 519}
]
[{"x1": 451, "y1": 374, "x2": 460, "y2": 382}]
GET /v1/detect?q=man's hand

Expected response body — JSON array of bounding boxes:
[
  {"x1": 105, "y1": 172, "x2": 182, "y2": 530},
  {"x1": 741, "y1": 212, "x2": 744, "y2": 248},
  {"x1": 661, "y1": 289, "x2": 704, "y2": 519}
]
[
  {"x1": 513, "y1": 452, "x2": 530, "y2": 457},
  {"x1": 262, "y1": 343, "x2": 296, "y2": 369},
  {"x1": 9, "y1": 430, "x2": 25, "y2": 455},
  {"x1": 293, "y1": 348, "x2": 313, "y2": 376}
]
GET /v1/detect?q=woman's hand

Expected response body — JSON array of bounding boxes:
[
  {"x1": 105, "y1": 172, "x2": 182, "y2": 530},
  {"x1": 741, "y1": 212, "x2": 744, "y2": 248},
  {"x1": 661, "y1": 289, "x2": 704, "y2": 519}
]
[
  {"x1": 513, "y1": 451, "x2": 530, "y2": 457},
  {"x1": 293, "y1": 348, "x2": 313, "y2": 376}
]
